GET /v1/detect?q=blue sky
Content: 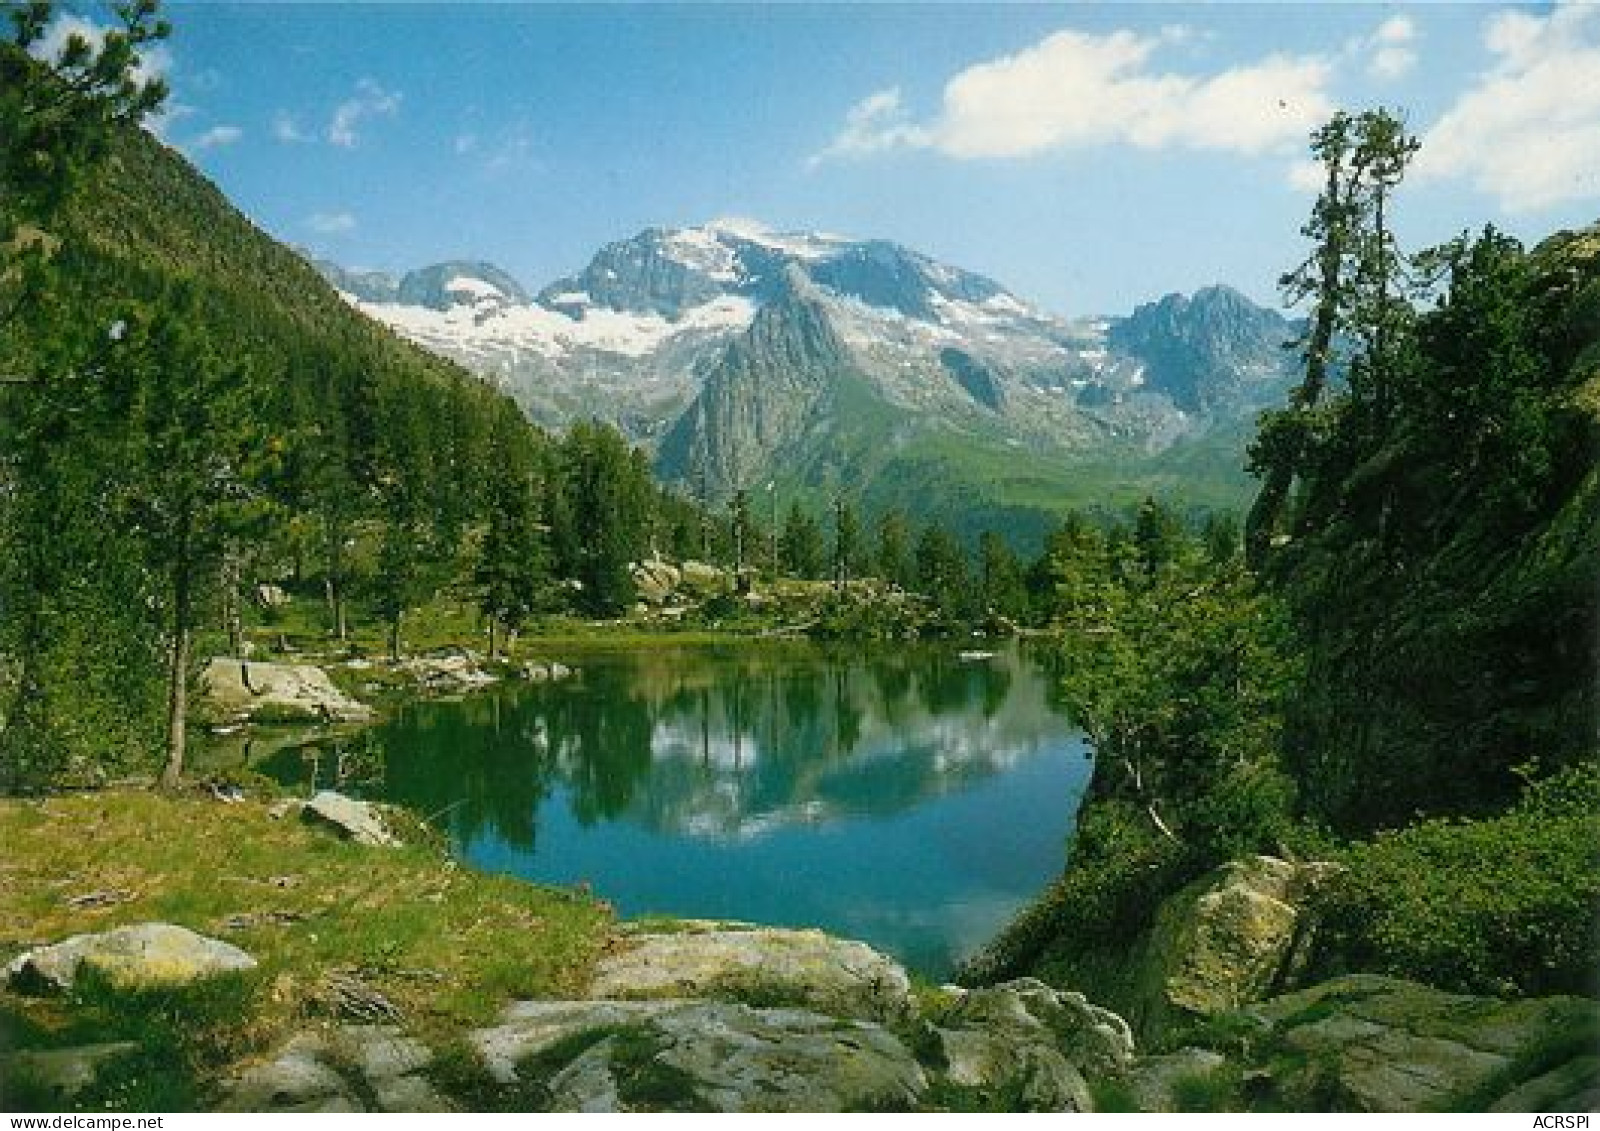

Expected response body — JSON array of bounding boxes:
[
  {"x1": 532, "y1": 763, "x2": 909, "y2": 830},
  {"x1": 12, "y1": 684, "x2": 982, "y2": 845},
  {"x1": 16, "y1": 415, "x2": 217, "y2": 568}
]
[{"x1": 73, "y1": 2, "x2": 1600, "y2": 314}]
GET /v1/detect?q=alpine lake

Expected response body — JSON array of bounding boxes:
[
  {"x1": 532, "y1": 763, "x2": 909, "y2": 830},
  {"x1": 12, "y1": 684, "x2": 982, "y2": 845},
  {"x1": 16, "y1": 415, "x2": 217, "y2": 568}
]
[{"x1": 230, "y1": 639, "x2": 1091, "y2": 978}]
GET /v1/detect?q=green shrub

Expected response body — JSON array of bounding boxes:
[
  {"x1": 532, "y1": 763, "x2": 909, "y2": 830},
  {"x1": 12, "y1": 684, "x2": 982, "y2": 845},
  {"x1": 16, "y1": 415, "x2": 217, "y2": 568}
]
[
  {"x1": 1316, "y1": 761, "x2": 1600, "y2": 997},
  {"x1": 960, "y1": 797, "x2": 1189, "y2": 984}
]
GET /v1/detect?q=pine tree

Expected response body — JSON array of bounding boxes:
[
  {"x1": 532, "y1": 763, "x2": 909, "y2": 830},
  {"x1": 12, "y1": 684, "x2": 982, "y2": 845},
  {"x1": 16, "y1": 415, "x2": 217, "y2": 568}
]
[
  {"x1": 555, "y1": 421, "x2": 647, "y2": 615},
  {"x1": 876, "y1": 509, "x2": 913, "y2": 590},
  {"x1": 121, "y1": 292, "x2": 261, "y2": 788},
  {"x1": 1247, "y1": 108, "x2": 1419, "y2": 565},
  {"x1": 1, "y1": 0, "x2": 170, "y2": 787},
  {"x1": 915, "y1": 523, "x2": 970, "y2": 620},
  {"x1": 1245, "y1": 112, "x2": 1359, "y2": 564},
  {"x1": 476, "y1": 406, "x2": 551, "y2": 655},
  {"x1": 1132, "y1": 496, "x2": 1184, "y2": 582},
  {"x1": 978, "y1": 530, "x2": 1026, "y2": 619},
  {"x1": 779, "y1": 503, "x2": 824, "y2": 579},
  {"x1": 831, "y1": 495, "x2": 861, "y2": 590},
  {"x1": 729, "y1": 488, "x2": 752, "y2": 578}
]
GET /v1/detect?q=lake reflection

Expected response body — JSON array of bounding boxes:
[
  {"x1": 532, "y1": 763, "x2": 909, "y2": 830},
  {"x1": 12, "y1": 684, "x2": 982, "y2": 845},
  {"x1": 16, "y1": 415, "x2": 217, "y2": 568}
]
[{"x1": 256, "y1": 640, "x2": 1090, "y2": 976}]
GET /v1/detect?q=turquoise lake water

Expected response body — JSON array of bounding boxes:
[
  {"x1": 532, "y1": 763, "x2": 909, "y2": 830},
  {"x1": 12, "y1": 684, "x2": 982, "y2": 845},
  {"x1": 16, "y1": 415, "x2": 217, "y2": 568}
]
[{"x1": 256, "y1": 640, "x2": 1091, "y2": 977}]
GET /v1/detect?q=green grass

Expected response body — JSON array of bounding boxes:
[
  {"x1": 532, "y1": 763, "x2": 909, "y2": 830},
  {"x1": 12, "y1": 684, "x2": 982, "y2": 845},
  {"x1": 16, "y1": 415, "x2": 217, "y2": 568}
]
[
  {"x1": 0, "y1": 788, "x2": 612, "y2": 1108},
  {"x1": 606, "y1": 1027, "x2": 704, "y2": 1112},
  {"x1": 1087, "y1": 1076, "x2": 1141, "y2": 1112},
  {"x1": 1170, "y1": 1064, "x2": 1246, "y2": 1112}
]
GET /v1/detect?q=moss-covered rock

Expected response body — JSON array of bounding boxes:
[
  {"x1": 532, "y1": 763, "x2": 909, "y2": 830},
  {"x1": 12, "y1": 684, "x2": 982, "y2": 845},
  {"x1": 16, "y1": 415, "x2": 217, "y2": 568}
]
[
  {"x1": 1129, "y1": 856, "x2": 1340, "y2": 1039},
  {"x1": 588, "y1": 922, "x2": 913, "y2": 1023},
  {"x1": 470, "y1": 999, "x2": 927, "y2": 1112},
  {"x1": 6, "y1": 923, "x2": 257, "y2": 995},
  {"x1": 1170, "y1": 974, "x2": 1600, "y2": 1112}
]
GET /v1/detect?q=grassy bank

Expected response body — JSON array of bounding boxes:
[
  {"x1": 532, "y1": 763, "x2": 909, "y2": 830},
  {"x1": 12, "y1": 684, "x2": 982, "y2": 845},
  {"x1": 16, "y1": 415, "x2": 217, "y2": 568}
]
[{"x1": 0, "y1": 788, "x2": 612, "y2": 1107}]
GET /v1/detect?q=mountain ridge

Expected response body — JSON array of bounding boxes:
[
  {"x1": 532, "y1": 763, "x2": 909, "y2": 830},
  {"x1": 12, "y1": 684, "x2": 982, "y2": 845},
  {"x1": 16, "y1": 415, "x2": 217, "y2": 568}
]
[{"x1": 312, "y1": 220, "x2": 1299, "y2": 534}]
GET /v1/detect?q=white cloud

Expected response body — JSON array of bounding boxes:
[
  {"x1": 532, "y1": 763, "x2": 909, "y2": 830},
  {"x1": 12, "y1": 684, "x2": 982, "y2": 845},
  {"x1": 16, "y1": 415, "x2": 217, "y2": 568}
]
[
  {"x1": 813, "y1": 27, "x2": 1333, "y2": 165},
  {"x1": 328, "y1": 80, "x2": 401, "y2": 148},
  {"x1": 191, "y1": 125, "x2": 242, "y2": 151},
  {"x1": 307, "y1": 211, "x2": 357, "y2": 235},
  {"x1": 28, "y1": 13, "x2": 172, "y2": 87},
  {"x1": 809, "y1": 88, "x2": 928, "y2": 167},
  {"x1": 1374, "y1": 15, "x2": 1415, "y2": 45},
  {"x1": 1416, "y1": 2, "x2": 1600, "y2": 212},
  {"x1": 272, "y1": 111, "x2": 309, "y2": 144},
  {"x1": 1365, "y1": 15, "x2": 1418, "y2": 80},
  {"x1": 456, "y1": 124, "x2": 538, "y2": 174}
]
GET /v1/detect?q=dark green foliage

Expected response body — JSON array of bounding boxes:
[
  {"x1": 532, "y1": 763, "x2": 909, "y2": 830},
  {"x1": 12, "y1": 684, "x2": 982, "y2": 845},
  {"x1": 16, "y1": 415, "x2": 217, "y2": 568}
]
[
  {"x1": 606, "y1": 1027, "x2": 704, "y2": 1111},
  {"x1": 1267, "y1": 225, "x2": 1598, "y2": 829},
  {"x1": 2, "y1": 4, "x2": 175, "y2": 787},
  {"x1": 727, "y1": 487, "x2": 754, "y2": 575},
  {"x1": 1248, "y1": 109, "x2": 1417, "y2": 564},
  {"x1": 1315, "y1": 762, "x2": 1600, "y2": 998},
  {"x1": 983, "y1": 114, "x2": 1594, "y2": 1026},
  {"x1": 550, "y1": 420, "x2": 652, "y2": 615},
  {"x1": 978, "y1": 530, "x2": 1026, "y2": 619},
  {"x1": 1, "y1": 1, "x2": 169, "y2": 255},
  {"x1": 1132, "y1": 496, "x2": 1185, "y2": 582},
  {"x1": 914, "y1": 522, "x2": 972, "y2": 622},
  {"x1": 475, "y1": 404, "x2": 553, "y2": 654},
  {"x1": 119, "y1": 290, "x2": 273, "y2": 784},
  {"x1": 1170, "y1": 1064, "x2": 1246, "y2": 1112},
  {"x1": 875, "y1": 508, "x2": 914, "y2": 589},
  {"x1": 971, "y1": 517, "x2": 1300, "y2": 988},
  {"x1": 0, "y1": 4, "x2": 723, "y2": 786},
  {"x1": 830, "y1": 495, "x2": 863, "y2": 587},
  {"x1": 779, "y1": 501, "x2": 825, "y2": 579},
  {"x1": 1054, "y1": 557, "x2": 1299, "y2": 864}
]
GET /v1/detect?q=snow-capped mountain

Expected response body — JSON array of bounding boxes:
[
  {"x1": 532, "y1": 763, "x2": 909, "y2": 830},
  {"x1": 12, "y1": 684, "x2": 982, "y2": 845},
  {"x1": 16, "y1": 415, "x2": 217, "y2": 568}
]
[{"x1": 316, "y1": 220, "x2": 1296, "y2": 525}]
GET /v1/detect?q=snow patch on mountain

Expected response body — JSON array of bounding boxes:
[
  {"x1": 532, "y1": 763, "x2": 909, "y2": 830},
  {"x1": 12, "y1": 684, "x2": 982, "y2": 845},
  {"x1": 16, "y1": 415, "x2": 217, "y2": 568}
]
[
  {"x1": 661, "y1": 227, "x2": 741, "y2": 283},
  {"x1": 705, "y1": 217, "x2": 847, "y2": 262},
  {"x1": 446, "y1": 275, "x2": 506, "y2": 300},
  {"x1": 343, "y1": 291, "x2": 756, "y2": 360}
]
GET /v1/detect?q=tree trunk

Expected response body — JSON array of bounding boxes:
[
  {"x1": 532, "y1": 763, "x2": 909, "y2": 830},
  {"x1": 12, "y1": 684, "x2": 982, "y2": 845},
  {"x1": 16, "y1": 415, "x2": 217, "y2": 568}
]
[
  {"x1": 389, "y1": 613, "x2": 401, "y2": 662},
  {"x1": 221, "y1": 546, "x2": 243, "y2": 658},
  {"x1": 159, "y1": 553, "x2": 192, "y2": 790},
  {"x1": 487, "y1": 616, "x2": 498, "y2": 660},
  {"x1": 326, "y1": 521, "x2": 348, "y2": 642},
  {"x1": 1241, "y1": 139, "x2": 1356, "y2": 566}
]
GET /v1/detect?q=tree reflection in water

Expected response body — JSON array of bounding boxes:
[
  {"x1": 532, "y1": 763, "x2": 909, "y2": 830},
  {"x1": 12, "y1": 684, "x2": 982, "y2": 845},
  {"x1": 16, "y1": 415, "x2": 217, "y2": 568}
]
[{"x1": 260, "y1": 641, "x2": 1066, "y2": 856}]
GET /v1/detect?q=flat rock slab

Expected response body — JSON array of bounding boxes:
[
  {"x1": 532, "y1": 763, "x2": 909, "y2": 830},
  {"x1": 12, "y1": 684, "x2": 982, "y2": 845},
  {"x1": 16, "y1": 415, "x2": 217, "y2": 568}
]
[
  {"x1": 3, "y1": 1042, "x2": 142, "y2": 1102},
  {"x1": 5, "y1": 923, "x2": 257, "y2": 995},
  {"x1": 1245, "y1": 974, "x2": 1600, "y2": 1112},
  {"x1": 399, "y1": 654, "x2": 497, "y2": 692},
  {"x1": 201, "y1": 658, "x2": 372, "y2": 723},
  {"x1": 473, "y1": 998, "x2": 926, "y2": 1112},
  {"x1": 301, "y1": 791, "x2": 398, "y2": 847},
  {"x1": 218, "y1": 1026, "x2": 450, "y2": 1113},
  {"x1": 589, "y1": 924, "x2": 913, "y2": 1023}
]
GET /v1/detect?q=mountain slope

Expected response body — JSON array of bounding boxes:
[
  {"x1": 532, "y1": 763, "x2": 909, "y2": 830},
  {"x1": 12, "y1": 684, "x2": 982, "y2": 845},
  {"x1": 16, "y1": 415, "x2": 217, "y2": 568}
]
[{"x1": 319, "y1": 219, "x2": 1299, "y2": 532}]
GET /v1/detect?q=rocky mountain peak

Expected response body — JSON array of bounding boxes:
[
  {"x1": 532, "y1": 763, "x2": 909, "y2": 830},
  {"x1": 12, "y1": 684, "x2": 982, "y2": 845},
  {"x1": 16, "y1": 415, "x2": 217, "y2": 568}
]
[{"x1": 396, "y1": 261, "x2": 530, "y2": 312}]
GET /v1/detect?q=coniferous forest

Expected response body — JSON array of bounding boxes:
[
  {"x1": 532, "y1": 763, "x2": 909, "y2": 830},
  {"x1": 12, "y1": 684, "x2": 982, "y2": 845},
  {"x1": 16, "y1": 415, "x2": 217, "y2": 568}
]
[{"x1": 1, "y1": 1, "x2": 1595, "y2": 1116}]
